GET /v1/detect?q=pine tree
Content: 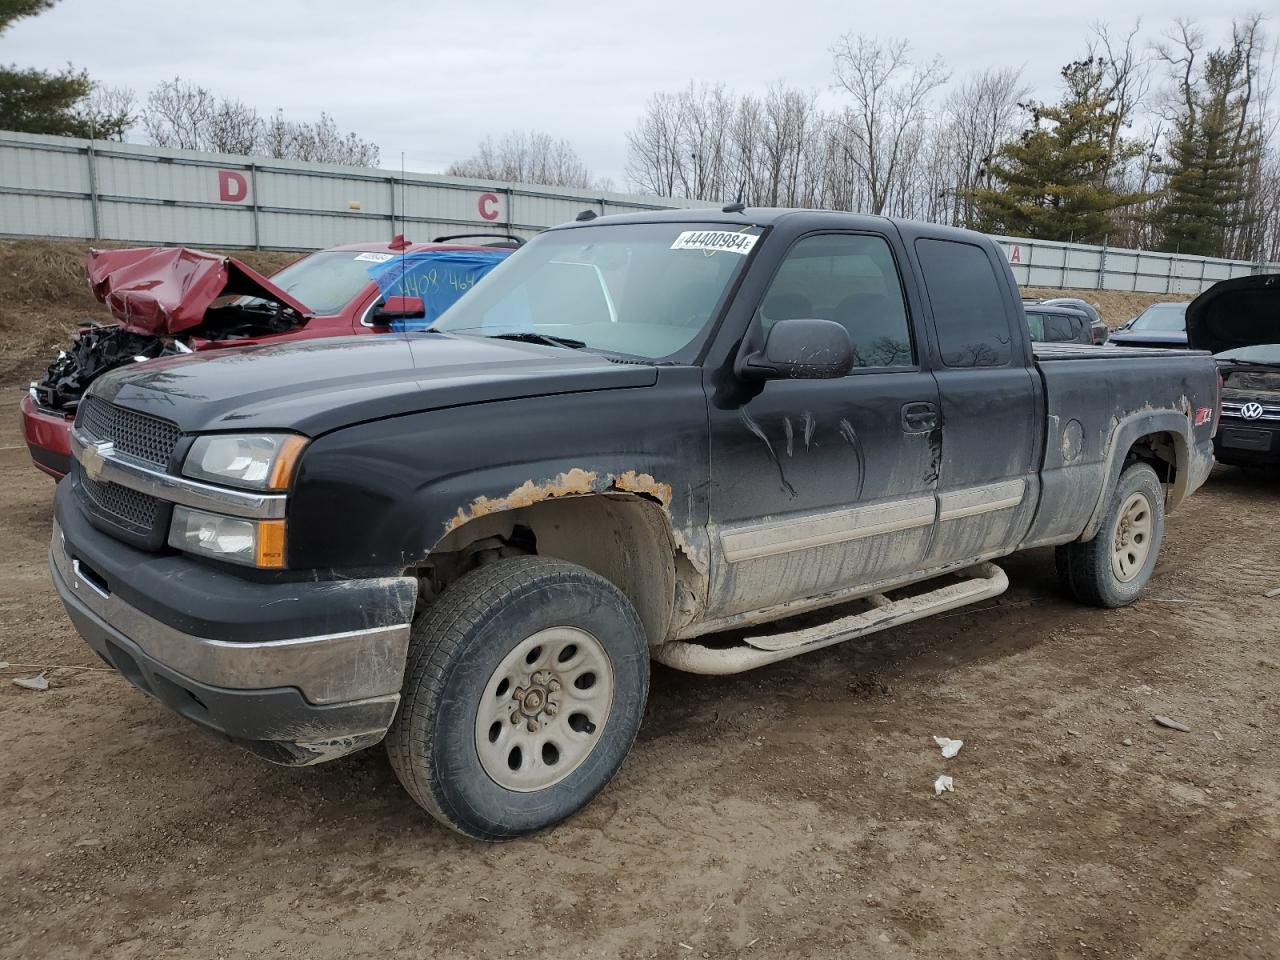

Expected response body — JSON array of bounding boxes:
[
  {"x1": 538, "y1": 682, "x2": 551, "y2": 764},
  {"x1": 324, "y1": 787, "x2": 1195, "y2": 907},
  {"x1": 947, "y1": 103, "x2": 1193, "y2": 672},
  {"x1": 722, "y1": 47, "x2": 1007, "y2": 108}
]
[
  {"x1": 968, "y1": 59, "x2": 1148, "y2": 243},
  {"x1": 1154, "y1": 32, "x2": 1264, "y2": 258},
  {"x1": 0, "y1": 0, "x2": 126, "y2": 138}
]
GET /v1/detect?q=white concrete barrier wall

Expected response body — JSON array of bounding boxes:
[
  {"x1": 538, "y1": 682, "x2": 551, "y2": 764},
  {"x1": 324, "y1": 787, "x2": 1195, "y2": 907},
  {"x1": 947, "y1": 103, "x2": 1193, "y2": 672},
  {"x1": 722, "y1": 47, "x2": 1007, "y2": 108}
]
[
  {"x1": 0, "y1": 130, "x2": 713, "y2": 250},
  {"x1": 2, "y1": 130, "x2": 1276, "y2": 291},
  {"x1": 994, "y1": 236, "x2": 1276, "y2": 294}
]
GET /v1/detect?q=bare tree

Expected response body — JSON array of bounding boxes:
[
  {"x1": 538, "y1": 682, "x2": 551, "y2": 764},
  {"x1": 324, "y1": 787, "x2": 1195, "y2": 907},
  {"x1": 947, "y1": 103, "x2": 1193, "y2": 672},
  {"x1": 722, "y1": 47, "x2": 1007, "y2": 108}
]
[
  {"x1": 621, "y1": 15, "x2": 1279, "y2": 256},
  {"x1": 206, "y1": 97, "x2": 260, "y2": 155},
  {"x1": 626, "y1": 81, "x2": 832, "y2": 206},
  {"x1": 448, "y1": 130, "x2": 594, "y2": 188},
  {"x1": 1089, "y1": 21, "x2": 1153, "y2": 188},
  {"x1": 625, "y1": 90, "x2": 685, "y2": 196},
  {"x1": 74, "y1": 82, "x2": 136, "y2": 140},
  {"x1": 285, "y1": 112, "x2": 380, "y2": 166},
  {"x1": 830, "y1": 34, "x2": 949, "y2": 215},
  {"x1": 142, "y1": 78, "x2": 215, "y2": 150},
  {"x1": 936, "y1": 67, "x2": 1028, "y2": 226},
  {"x1": 139, "y1": 76, "x2": 379, "y2": 166}
]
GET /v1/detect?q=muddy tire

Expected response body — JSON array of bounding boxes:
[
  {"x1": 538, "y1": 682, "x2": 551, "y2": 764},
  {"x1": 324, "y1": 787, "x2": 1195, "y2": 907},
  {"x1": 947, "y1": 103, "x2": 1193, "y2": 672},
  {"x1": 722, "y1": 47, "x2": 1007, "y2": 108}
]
[
  {"x1": 386, "y1": 556, "x2": 649, "y2": 841},
  {"x1": 1056, "y1": 462, "x2": 1165, "y2": 608}
]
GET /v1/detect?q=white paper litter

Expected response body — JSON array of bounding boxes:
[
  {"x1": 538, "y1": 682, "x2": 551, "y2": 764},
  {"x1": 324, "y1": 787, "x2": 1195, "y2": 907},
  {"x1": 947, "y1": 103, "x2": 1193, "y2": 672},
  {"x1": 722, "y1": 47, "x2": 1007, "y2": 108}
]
[
  {"x1": 933, "y1": 736, "x2": 964, "y2": 759},
  {"x1": 933, "y1": 774, "x2": 954, "y2": 795},
  {"x1": 12, "y1": 672, "x2": 49, "y2": 691}
]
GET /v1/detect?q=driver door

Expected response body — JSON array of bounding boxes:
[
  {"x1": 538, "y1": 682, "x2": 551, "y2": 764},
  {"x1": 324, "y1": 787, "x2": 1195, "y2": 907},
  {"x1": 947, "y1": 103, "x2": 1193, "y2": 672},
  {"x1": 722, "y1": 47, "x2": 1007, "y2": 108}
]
[{"x1": 704, "y1": 231, "x2": 941, "y2": 622}]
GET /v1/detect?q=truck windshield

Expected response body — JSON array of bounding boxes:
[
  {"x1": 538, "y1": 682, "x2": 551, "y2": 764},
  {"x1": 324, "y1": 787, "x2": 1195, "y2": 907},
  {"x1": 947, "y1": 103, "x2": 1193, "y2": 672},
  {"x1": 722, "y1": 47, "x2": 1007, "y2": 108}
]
[
  {"x1": 430, "y1": 222, "x2": 764, "y2": 359},
  {"x1": 1130, "y1": 302, "x2": 1187, "y2": 332}
]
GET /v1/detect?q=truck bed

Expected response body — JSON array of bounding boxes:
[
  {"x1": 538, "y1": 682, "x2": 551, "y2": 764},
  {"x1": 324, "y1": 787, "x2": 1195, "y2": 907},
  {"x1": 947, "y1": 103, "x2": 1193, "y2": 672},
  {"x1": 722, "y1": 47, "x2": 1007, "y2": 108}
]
[
  {"x1": 1033, "y1": 343, "x2": 1210, "y2": 361},
  {"x1": 1022, "y1": 340, "x2": 1217, "y2": 553}
]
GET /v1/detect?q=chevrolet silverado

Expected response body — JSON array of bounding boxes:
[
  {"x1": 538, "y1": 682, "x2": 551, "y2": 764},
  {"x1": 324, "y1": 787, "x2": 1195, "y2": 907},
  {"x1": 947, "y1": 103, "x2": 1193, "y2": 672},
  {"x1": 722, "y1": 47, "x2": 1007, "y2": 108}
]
[{"x1": 50, "y1": 208, "x2": 1219, "y2": 840}]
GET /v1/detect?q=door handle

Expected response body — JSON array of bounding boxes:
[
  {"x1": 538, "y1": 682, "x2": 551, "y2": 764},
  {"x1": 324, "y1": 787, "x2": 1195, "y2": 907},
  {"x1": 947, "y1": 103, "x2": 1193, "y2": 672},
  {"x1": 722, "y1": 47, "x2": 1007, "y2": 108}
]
[{"x1": 901, "y1": 401, "x2": 939, "y2": 433}]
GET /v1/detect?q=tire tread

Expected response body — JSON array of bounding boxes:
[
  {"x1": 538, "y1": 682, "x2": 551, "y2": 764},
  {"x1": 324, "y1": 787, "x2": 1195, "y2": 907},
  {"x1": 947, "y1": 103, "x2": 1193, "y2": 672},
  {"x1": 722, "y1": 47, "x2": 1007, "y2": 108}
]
[
  {"x1": 386, "y1": 556, "x2": 646, "y2": 840},
  {"x1": 1055, "y1": 462, "x2": 1163, "y2": 608}
]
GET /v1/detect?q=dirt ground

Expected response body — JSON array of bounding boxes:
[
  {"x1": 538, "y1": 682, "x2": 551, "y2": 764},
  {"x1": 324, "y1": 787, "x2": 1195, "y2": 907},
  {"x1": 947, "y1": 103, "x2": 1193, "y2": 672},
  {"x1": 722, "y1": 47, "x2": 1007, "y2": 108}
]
[{"x1": 1, "y1": 361, "x2": 1278, "y2": 960}]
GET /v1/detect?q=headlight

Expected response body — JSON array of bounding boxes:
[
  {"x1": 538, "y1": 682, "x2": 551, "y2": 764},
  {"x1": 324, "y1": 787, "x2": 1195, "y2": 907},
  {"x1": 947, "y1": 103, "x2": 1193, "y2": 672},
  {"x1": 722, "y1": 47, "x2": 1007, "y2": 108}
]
[
  {"x1": 182, "y1": 433, "x2": 307, "y2": 491},
  {"x1": 169, "y1": 506, "x2": 286, "y2": 568}
]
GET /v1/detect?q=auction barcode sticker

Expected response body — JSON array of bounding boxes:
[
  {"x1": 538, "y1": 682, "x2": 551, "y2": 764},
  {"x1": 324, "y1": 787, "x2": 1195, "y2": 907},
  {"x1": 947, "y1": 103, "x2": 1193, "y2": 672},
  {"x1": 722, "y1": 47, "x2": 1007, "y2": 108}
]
[{"x1": 670, "y1": 230, "x2": 759, "y2": 255}]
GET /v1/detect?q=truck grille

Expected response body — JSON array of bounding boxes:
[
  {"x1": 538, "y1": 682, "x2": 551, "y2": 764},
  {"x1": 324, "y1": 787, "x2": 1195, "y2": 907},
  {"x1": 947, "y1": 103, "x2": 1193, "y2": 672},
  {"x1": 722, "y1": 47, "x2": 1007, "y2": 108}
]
[
  {"x1": 1221, "y1": 399, "x2": 1280, "y2": 422},
  {"x1": 75, "y1": 396, "x2": 180, "y2": 542},
  {"x1": 78, "y1": 395, "x2": 180, "y2": 468},
  {"x1": 80, "y1": 474, "x2": 158, "y2": 531}
]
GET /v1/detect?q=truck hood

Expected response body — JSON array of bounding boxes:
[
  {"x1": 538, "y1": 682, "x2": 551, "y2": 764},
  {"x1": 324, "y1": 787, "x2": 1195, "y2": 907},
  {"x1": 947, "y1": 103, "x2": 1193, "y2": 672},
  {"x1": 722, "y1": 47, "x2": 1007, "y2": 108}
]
[
  {"x1": 90, "y1": 333, "x2": 658, "y2": 435},
  {"x1": 1186, "y1": 273, "x2": 1280, "y2": 356},
  {"x1": 86, "y1": 247, "x2": 311, "y2": 335}
]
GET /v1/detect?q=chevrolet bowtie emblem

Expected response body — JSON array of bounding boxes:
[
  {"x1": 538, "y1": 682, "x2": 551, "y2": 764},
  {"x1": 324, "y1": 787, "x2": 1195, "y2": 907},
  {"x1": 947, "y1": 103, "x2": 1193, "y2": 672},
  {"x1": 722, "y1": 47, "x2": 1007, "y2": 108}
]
[{"x1": 79, "y1": 439, "x2": 114, "y2": 480}]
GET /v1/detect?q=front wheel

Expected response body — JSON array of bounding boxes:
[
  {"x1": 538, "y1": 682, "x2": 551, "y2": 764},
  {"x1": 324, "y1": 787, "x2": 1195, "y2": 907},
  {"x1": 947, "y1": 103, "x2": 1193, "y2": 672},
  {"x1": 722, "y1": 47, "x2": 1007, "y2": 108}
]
[
  {"x1": 1056, "y1": 461, "x2": 1166, "y2": 608},
  {"x1": 386, "y1": 556, "x2": 650, "y2": 841}
]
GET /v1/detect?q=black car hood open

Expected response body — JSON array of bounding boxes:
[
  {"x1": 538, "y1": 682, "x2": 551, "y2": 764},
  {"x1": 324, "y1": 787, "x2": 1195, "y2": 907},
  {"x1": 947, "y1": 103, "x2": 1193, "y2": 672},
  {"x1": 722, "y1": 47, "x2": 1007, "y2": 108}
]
[
  {"x1": 91, "y1": 334, "x2": 658, "y2": 435},
  {"x1": 1186, "y1": 273, "x2": 1280, "y2": 355}
]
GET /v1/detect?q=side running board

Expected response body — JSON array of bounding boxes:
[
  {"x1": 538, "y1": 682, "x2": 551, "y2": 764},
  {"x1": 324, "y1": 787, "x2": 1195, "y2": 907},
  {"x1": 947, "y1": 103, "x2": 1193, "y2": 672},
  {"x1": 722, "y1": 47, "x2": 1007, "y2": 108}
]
[{"x1": 653, "y1": 562, "x2": 1009, "y2": 675}]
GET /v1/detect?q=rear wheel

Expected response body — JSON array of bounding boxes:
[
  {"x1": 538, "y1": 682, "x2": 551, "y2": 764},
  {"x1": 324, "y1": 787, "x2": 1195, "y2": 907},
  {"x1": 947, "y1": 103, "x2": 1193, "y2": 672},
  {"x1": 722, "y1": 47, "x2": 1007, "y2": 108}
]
[
  {"x1": 386, "y1": 556, "x2": 649, "y2": 841},
  {"x1": 1056, "y1": 461, "x2": 1165, "y2": 608}
]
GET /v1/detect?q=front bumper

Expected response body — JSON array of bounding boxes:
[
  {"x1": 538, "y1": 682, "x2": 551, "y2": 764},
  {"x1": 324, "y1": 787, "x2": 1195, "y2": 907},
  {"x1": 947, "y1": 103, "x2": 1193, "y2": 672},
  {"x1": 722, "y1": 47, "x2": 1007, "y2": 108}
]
[
  {"x1": 19, "y1": 393, "x2": 73, "y2": 479},
  {"x1": 1215, "y1": 419, "x2": 1280, "y2": 465},
  {"x1": 50, "y1": 492, "x2": 418, "y2": 765}
]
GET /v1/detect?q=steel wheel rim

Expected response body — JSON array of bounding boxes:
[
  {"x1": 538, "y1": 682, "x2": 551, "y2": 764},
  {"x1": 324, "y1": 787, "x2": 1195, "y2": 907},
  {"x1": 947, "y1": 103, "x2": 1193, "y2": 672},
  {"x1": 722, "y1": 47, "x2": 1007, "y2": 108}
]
[
  {"x1": 1111, "y1": 491, "x2": 1154, "y2": 583},
  {"x1": 474, "y1": 626, "x2": 614, "y2": 792}
]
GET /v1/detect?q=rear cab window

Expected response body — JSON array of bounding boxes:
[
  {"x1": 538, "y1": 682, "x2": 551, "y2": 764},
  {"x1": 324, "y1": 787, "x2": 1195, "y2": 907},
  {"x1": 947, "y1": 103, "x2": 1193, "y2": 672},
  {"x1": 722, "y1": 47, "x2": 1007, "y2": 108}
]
[
  {"x1": 914, "y1": 238, "x2": 1015, "y2": 367},
  {"x1": 1025, "y1": 311, "x2": 1046, "y2": 341},
  {"x1": 1046, "y1": 313, "x2": 1076, "y2": 342}
]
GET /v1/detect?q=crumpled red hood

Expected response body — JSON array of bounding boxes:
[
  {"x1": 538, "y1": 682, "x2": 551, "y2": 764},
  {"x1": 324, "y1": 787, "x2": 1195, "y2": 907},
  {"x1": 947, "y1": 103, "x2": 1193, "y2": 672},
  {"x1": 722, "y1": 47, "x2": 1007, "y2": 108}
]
[{"x1": 86, "y1": 247, "x2": 312, "y2": 335}]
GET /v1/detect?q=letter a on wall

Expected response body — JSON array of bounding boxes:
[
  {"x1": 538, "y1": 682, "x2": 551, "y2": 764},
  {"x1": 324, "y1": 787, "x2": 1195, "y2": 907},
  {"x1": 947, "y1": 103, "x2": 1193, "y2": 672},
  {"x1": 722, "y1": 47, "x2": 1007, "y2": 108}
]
[{"x1": 218, "y1": 170, "x2": 249, "y2": 203}]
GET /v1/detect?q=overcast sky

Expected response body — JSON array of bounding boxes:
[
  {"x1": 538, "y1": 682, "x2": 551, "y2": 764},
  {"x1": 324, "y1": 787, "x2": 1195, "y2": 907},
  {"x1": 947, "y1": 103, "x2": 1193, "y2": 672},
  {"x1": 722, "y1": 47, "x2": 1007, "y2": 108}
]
[{"x1": 4, "y1": 0, "x2": 1251, "y2": 186}]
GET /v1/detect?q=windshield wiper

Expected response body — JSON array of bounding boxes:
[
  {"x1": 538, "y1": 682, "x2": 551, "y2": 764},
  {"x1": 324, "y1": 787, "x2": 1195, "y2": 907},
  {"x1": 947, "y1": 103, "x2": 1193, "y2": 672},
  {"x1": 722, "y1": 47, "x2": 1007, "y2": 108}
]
[{"x1": 484, "y1": 331, "x2": 587, "y2": 349}]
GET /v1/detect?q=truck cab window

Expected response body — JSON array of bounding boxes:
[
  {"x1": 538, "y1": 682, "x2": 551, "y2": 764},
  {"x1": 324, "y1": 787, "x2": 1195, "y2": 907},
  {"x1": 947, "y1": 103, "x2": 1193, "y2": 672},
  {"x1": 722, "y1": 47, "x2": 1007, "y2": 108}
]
[
  {"x1": 1046, "y1": 313, "x2": 1075, "y2": 342},
  {"x1": 915, "y1": 238, "x2": 1013, "y2": 368},
  {"x1": 758, "y1": 233, "x2": 913, "y2": 369},
  {"x1": 1025, "y1": 311, "x2": 1046, "y2": 341}
]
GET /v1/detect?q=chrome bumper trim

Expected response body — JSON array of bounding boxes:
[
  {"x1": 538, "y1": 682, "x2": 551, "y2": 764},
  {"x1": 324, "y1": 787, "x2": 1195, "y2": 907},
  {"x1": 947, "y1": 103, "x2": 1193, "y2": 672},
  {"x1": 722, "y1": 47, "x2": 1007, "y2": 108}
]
[
  {"x1": 51, "y1": 522, "x2": 410, "y2": 705},
  {"x1": 70, "y1": 425, "x2": 286, "y2": 520}
]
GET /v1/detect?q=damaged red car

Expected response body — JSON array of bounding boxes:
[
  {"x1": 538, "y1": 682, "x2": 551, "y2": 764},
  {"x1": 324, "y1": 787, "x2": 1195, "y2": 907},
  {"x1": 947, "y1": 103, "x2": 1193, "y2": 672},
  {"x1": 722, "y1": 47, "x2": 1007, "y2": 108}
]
[{"x1": 20, "y1": 235, "x2": 516, "y2": 478}]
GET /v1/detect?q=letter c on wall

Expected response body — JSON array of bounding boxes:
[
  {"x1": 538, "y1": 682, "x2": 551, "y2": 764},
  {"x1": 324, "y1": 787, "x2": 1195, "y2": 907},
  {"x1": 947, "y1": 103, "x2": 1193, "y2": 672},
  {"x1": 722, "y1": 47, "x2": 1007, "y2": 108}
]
[
  {"x1": 478, "y1": 192, "x2": 500, "y2": 221},
  {"x1": 218, "y1": 170, "x2": 249, "y2": 203}
]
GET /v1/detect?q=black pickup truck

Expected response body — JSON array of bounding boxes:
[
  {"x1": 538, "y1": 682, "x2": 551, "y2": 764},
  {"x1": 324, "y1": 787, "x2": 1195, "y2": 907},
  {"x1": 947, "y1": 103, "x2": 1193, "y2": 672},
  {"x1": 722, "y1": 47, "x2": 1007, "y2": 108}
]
[{"x1": 50, "y1": 209, "x2": 1219, "y2": 840}]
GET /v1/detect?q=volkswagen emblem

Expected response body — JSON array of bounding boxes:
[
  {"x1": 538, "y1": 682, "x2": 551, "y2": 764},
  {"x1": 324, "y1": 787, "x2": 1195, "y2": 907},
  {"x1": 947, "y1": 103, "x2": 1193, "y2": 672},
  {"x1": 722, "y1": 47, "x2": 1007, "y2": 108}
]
[{"x1": 1241, "y1": 402, "x2": 1264, "y2": 421}]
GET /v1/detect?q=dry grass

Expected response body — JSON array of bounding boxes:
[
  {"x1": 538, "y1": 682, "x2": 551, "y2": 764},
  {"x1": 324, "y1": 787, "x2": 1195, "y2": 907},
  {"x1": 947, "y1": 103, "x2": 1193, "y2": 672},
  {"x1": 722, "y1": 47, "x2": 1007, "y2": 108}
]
[
  {"x1": 0, "y1": 240, "x2": 300, "y2": 364},
  {"x1": 1023, "y1": 286, "x2": 1194, "y2": 328}
]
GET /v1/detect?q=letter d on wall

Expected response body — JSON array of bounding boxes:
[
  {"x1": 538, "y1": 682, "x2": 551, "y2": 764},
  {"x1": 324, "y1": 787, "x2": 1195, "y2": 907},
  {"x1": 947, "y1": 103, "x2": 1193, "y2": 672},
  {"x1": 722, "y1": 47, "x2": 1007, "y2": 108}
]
[{"x1": 218, "y1": 170, "x2": 249, "y2": 203}]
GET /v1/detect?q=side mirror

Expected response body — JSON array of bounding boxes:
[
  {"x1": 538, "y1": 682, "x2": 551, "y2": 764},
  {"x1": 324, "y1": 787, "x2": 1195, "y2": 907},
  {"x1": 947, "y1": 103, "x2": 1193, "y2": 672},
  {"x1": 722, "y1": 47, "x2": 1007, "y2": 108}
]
[
  {"x1": 737, "y1": 318, "x2": 854, "y2": 381},
  {"x1": 370, "y1": 295, "x2": 426, "y2": 324}
]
